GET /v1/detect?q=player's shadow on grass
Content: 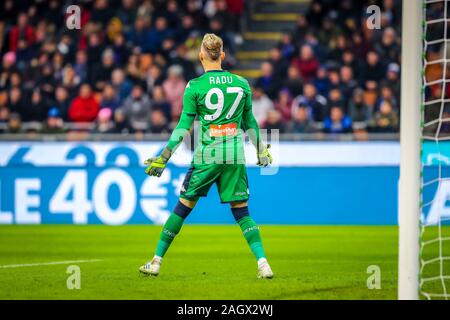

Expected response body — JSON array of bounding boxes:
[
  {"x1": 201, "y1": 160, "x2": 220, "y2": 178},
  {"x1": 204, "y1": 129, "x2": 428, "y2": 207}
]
[{"x1": 270, "y1": 285, "x2": 356, "y2": 299}]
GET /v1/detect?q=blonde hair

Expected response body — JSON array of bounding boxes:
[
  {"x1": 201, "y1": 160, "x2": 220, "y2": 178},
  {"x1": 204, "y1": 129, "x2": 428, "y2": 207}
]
[{"x1": 201, "y1": 33, "x2": 223, "y2": 61}]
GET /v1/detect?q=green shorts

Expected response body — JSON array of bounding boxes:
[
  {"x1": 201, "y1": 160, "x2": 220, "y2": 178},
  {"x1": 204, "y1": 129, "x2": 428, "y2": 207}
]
[{"x1": 179, "y1": 163, "x2": 249, "y2": 203}]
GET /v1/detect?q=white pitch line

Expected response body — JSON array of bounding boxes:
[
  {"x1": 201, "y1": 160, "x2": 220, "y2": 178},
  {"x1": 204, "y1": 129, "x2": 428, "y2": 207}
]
[{"x1": 0, "y1": 259, "x2": 103, "y2": 269}]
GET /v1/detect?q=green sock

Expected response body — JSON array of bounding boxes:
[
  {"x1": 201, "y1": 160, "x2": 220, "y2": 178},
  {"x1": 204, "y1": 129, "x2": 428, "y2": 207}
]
[
  {"x1": 238, "y1": 216, "x2": 266, "y2": 260},
  {"x1": 155, "y1": 213, "x2": 185, "y2": 258}
]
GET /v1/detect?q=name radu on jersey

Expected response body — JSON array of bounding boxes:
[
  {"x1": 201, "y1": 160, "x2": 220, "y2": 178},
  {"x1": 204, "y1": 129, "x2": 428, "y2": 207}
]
[{"x1": 209, "y1": 75, "x2": 233, "y2": 85}]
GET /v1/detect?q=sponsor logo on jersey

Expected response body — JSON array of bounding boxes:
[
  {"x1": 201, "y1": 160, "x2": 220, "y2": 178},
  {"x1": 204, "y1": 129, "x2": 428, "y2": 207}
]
[{"x1": 209, "y1": 123, "x2": 238, "y2": 137}]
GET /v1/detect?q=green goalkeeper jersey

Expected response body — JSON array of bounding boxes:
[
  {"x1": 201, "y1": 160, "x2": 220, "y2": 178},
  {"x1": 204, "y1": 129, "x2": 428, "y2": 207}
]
[{"x1": 166, "y1": 70, "x2": 261, "y2": 165}]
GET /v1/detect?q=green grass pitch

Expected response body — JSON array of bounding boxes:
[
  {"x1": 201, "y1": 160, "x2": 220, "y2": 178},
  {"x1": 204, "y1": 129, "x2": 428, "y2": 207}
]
[{"x1": 0, "y1": 225, "x2": 447, "y2": 300}]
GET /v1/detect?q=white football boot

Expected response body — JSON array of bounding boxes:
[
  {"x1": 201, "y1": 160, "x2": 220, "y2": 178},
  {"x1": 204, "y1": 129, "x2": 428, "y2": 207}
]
[
  {"x1": 139, "y1": 256, "x2": 162, "y2": 276},
  {"x1": 257, "y1": 258, "x2": 274, "y2": 279}
]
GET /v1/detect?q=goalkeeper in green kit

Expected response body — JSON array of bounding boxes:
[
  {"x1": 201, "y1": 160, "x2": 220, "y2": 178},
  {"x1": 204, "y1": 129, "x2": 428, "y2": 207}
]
[{"x1": 139, "y1": 34, "x2": 274, "y2": 279}]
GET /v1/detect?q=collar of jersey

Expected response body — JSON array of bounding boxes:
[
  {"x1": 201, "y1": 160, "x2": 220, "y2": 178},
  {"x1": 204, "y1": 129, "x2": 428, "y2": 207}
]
[{"x1": 205, "y1": 69, "x2": 227, "y2": 73}]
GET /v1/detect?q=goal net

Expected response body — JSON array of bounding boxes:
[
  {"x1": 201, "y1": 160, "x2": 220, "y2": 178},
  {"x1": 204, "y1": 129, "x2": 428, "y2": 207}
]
[{"x1": 421, "y1": 0, "x2": 450, "y2": 300}]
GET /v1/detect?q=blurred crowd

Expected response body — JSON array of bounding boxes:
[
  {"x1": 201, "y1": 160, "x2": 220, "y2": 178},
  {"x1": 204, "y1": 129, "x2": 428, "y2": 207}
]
[
  {"x1": 0, "y1": 0, "x2": 243, "y2": 134},
  {"x1": 0, "y1": 0, "x2": 425, "y2": 136},
  {"x1": 253, "y1": 0, "x2": 403, "y2": 135}
]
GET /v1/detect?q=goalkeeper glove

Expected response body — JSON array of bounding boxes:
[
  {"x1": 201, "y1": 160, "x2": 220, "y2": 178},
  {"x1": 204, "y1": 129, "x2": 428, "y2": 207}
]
[
  {"x1": 257, "y1": 144, "x2": 273, "y2": 167},
  {"x1": 144, "y1": 147, "x2": 172, "y2": 177}
]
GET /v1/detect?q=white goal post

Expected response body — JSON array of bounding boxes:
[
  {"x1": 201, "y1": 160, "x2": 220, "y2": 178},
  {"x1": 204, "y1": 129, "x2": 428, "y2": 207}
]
[{"x1": 398, "y1": 0, "x2": 422, "y2": 300}]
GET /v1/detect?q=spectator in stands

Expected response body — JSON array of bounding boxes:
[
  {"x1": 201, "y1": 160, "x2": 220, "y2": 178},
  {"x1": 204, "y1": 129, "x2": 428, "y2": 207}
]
[
  {"x1": 6, "y1": 113, "x2": 22, "y2": 133},
  {"x1": 278, "y1": 33, "x2": 296, "y2": 61},
  {"x1": 100, "y1": 84, "x2": 120, "y2": 111},
  {"x1": 16, "y1": 39, "x2": 33, "y2": 70},
  {"x1": 252, "y1": 86, "x2": 274, "y2": 126},
  {"x1": 110, "y1": 108, "x2": 132, "y2": 134},
  {"x1": 289, "y1": 105, "x2": 317, "y2": 134},
  {"x1": 117, "y1": 0, "x2": 137, "y2": 33},
  {"x1": 125, "y1": 53, "x2": 143, "y2": 83},
  {"x1": 111, "y1": 69, "x2": 133, "y2": 104},
  {"x1": 439, "y1": 107, "x2": 450, "y2": 135},
  {"x1": 149, "y1": 109, "x2": 170, "y2": 134},
  {"x1": 27, "y1": 89, "x2": 49, "y2": 122},
  {"x1": 59, "y1": 65, "x2": 82, "y2": 99},
  {"x1": 348, "y1": 88, "x2": 372, "y2": 123},
  {"x1": 111, "y1": 33, "x2": 130, "y2": 67},
  {"x1": 369, "y1": 100, "x2": 399, "y2": 133},
  {"x1": 37, "y1": 63, "x2": 57, "y2": 99},
  {"x1": 264, "y1": 109, "x2": 286, "y2": 134},
  {"x1": 186, "y1": 0, "x2": 208, "y2": 30},
  {"x1": 152, "y1": 85, "x2": 171, "y2": 122},
  {"x1": 171, "y1": 44, "x2": 198, "y2": 81},
  {"x1": 41, "y1": 108, "x2": 65, "y2": 134},
  {"x1": 162, "y1": 65, "x2": 186, "y2": 120},
  {"x1": 328, "y1": 35, "x2": 350, "y2": 63},
  {"x1": 0, "y1": 52, "x2": 17, "y2": 90},
  {"x1": 323, "y1": 106, "x2": 353, "y2": 134},
  {"x1": 161, "y1": 36, "x2": 177, "y2": 60},
  {"x1": 268, "y1": 47, "x2": 289, "y2": 85},
  {"x1": 53, "y1": 86, "x2": 71, "y2": 121},
  {"x1": 91, "y1": 0, "x2": 115, "y2": 28},
  {"x1": 9, "y1": 13, "x2": 34, "y2": 52},
  {"x1": 176, "y1": 14, "x2": 197, "y2": 45},
  {"x1": 87, "y1": 33, "x2": 105, "y2": 69},
  {"x1": 0, "y1": 90, "x2": 7, "y2": 107},
  {"x1": 283, "y1": 65, "x2": 303, "y2": 98},
  {"x1": 8, "y1": 72, "x2": 22, "y2": 91},
  {"x1": 93, "y1": 108, "x2": 114, "y2": 134},
  {"x1": 68, "y1": 84, "x2": 100, "y2": 123},
  {"x1": 363, "y1": 81, "x2": 379, "y2": 110},
  {"x1": 382, "y1": 0, "x2": 401, "y2": 26},
  {"x1": 52, "y1": 53, "x2": 65, "y2": 84},
  {"x1": 293, "y1": 83, "x2": 328, "y2": 122},
  {"x1": 293, "y1": 15, "x2": 309, "y2": 45},
  {"x1": 341, "y1": 50, "x2": 359, "y2": 78},
  {"x1": 210, "y1": 0, "x2": 238, "y2": 33},
  {"x1": 328, "y1": 88, "x2": 344, "y2": 112},
  {"x1": 359, "y1": 51, "x2": 386, "y2": 86},
  {"x1": 256, "y1": 61, "x2": 278, "y2": 99},
  {"x1": 106, "y1": 18, "x2": 124, "y2": 46},
  {"x1": 0, "y1": 107, "x2": 10, "y2": 131},
  {"x1": 122, "y1": 83, "x2": 151, "y2": 131},
  {"x1": 378, "y1": 85, "x2": 398, "y2": 111},
  {"x1": 339, "y1": 65, "x2": 358, "y2": 108},
  {"x1": 90, "y1": 49, "x2": 115, "y2": 91},
  {"x1": 0, "y1": 91, "x2": 9, "y2": 129},
  {"x1": 0, "y1": 0, "x2": 16, "y2": 27},
  {"x1": 148, "y1": 16, "x2": 173, "y2": 54},
  {"x1": 208, "y1": 17, "x2": 235, "y2": 55},
  {"x1": 165, "y1": 0, "x2": 182, "y2": 29},
  {"x1": 127, "y1": 16, "x2": 150, "y2": 53},
  {"x1": 274, "y1": 89, "x2": 293, "y2": 122},
  {"x1": 146, "y1": 64, "x2": 164, "y2": 93},
  {"x1": 384, "y1": 62, "x2": 401, "y2": 99},
  {"x1": 317, "y1": 16, "x2": 341, "y2": 50},
  {"x1": 306, "y1": 0, "x2": 325, "y2": 29},
  {"x1": 304, "y1": 30, "x2": 324, "y2": 60},
  {"x1": 375, "y1": 27, "x2": 400, "y2": 63},
  {"x1": 314, "y1": 66, "x2": 330, "y2": 98},
  {"x1": 291, "y1": 45, "x2": 320, "y2": 82},
  {"x1": 8, "y1": 87, "x2": 26, "y2": 118},
  {"x1": 327, "y1": 69, "x2": 341, "y2": 91}
]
